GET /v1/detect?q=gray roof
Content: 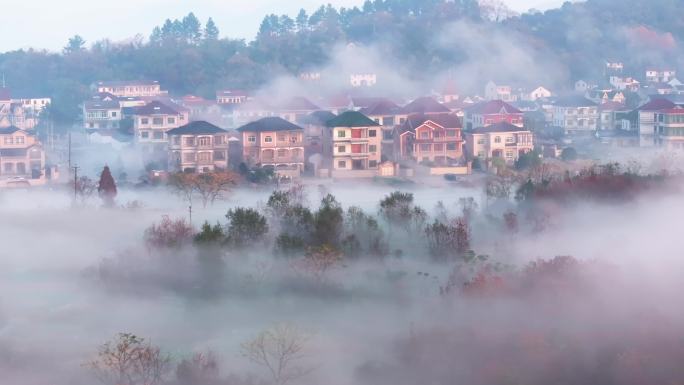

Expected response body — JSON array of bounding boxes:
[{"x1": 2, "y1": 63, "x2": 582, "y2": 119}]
[
  {"x1": 167, "y1": 121, "x2": 227, "y2": 135},
  {"x1": 238, "y1": 117, "x2": 303, "y2": 132}
]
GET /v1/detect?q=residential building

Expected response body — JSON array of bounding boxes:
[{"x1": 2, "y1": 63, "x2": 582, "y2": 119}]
[
  {"x1": 598, "y1": 101, "x2": 630, "y2": 131},
  {"x1": 350, "y1": 74, "x2": 377, "y2": 87},
  {"x1": 94, "y1": 80, "x2": 166, "y2": 97},
  {"x1": 464, "y1": 122, "x2": 534, "y2": 163},
  {"x1": 484, "y1": 81, "x2": 515, "y2": 102},
  {"x1": 326, "y1": 111, "x2": 382, "y2": 177},
  {"x1": 0, "y1": 89, "x2": 49, "y2": 130},
  {"x1": 646, "y1": 69, "x2": 677, "y2": 83},
  {"x1": 133, "y1": 101, "x2": 186, "y2": 163},
  {"x1": 238, "y1": 117, "x2": 305, "y2": 176},
  {"x1": 464, "y1": 100, "x2": 524, "y2": 130},
  {"x1": 360, "y1": 99, "x2": 408, "y2": 159},
  {"x1": 276, "y1": 97, "x2": 320, "y2": 123},
  {"x1": 605, "y1": 61, "x2": 624, "y2": 76},
  {"x1": 297, "y1": 111, "x2": 336, "y2": 173},
  {"x1": 609, "y1": 76, "x2": 640, "y2": 92},
  {"x1": 216, "y1": 90, "x2": 249, "y2": 105},
  {"x1": 83, "y1": 99, "x2": 122, "y2": 130},
  {"x1": 525, "y1": 86, "x2": 552, "y2": 101},
  {"x1": 655, "y1": 108, "x2": 684, "y2": 150},
  {"x1": 397, "y1": 113, "x2": 464, "y2": 165},
  {"x1": 167, "y1": 121, "x2": 230, "y2": 173},
  {"x1": 0, "y1": 126, "x2": 46, "y2": 186},
  {"x1": 552, "y1": 96, "x2": 598, "y2": 134},
  {"x1": 637, "y1": 98, "x2": 677, "y2": 147}
]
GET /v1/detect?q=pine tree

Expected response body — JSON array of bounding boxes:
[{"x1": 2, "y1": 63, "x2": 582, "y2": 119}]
[
  {"x1": 98, "y1": 165, "x2": 117, "y2": 207},
  {"x1": 204, "y1": 18, "x2": 219, "y2": 41}
]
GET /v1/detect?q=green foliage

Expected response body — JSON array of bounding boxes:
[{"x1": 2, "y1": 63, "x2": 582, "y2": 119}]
[
  {"x1": 194, "y1": 221, "x2": 225, "y2": 245},
  {"x1": 225, "y1": 208, "x2": 269, "y2": 248},
  {"x1": 97, "y1": 165, "x2": 117, "y2": 207},
  {"x1": 560, "y1": 147, "x2": 578, "y2": 162},
  {"x1": 313, "y1": 194, "x2": 344, "y2": 247},
  {"x1": 514, "y1": 150, "x2": 542, "y2": 171}
]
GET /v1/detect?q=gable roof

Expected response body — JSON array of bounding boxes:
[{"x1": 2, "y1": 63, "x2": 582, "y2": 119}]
[
  {"x1": 638, "y1": 98, "x2": 676, "y2": 111},
  {"x1": 84, "y1": 100, "x2": 120, "y2": 110},
  {"x1": 134, "y1": 101, "x2": 179, "y2": 115},
  {"x1": 554, "y1": 95, "x2": 597, "y2": 107},
  {"x1": 468, "y1": 100, "x2": 523, "y2": 115},
  {"x1": 0, "y1": 126, "x2": 21, "y2": 135},
  {"x1": 326, "y1": 111, "x2": 379, "y2": 128},
  {"x1": 400, "y1": 113, "x2": 462, "y2": 134},
  {"x1": 402, "y1": 97, "x2": 450, "y2": 114},
  {"x1": 237, "y1": 117, "x2": 303, "y2": 132},
  {"x1": 360, "y1": 99, "x2": 403, "y2": 116},
  {"x1": 167, "y1": 121, "x2": 226, "y2": 135},
  {"x1": 471, "y1": 122, "x2": 528, "y2": 134},
  {"x1": 298, "y1": 110, "x2": 337, "y2": 125}
]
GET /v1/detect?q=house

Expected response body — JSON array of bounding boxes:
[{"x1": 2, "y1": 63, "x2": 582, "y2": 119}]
[
  {"x1": 179, "y1": 95, "x2": 224, "y2": 126},
  {"x1": 526, "y1": 86, "x2": 552, "y2": 101},
  {"x1": 484, "y1": 81, "x2": 515, "y2": 102},
  {"x1": 464, "y1": 100, "x2": 524, "y2": 131},
  {"x1": 654, "y1": 108, "x2": 684, "y2": 150},
  {"x1": 598, "y1": 101, "x2": 630, "y2": 131},
  {"x1": 360, "y1": 99, "x2": 408, "y2": 159},
  {"x1": 605, "y1": 61, "x2": 624, "y2": 75},
  {"x1": 167, "y1": 121, "x2": 230, "y2": 173},
  {"x1": 133, "y1": 101, "x2": 187, "y2": 163},
  {"x1": 297, "y1": 111, "x2": 336, "y2": 172},
  {"x1": 637, "y1": 98, "x2": 677, "y2": 147},
  {"x1": 94, "y1": 80, "x2": 167, "y2": 97},
  {"x1": 83, "y1": 99, "x2": 122, "y2": 130},
  {"x1": 552, "y1": 96, "x2": 598, "y2": 135},
  {"x1": 238, "y1": 117, "x2": 305, "y2": 177},
  {"x1": 350, "y1": 74, "x2": 377, "y2": 87},
  {"x1": 646, "y1": 69, "x2": 677, "y2": 84},
  {"x1": 402, "y1": 97, "x2": 450, "y2": 115},
  {"x1": 588, "y1": 89, "x2": 626, "y2": 105},
  {"x1": 0, "y1": 89, "x2": 48, "y2": 130},
  {"x1": 216, "y1": 90, "x2": 249, "y2": 105},
  {"x1": 276, "y1": 97, "x2": 320, "y2": 123},
  {"x1": 326, "y1": 111, "x2": 382, "y2": 178},
  {"x1": 0, "y1": 126, "x2": 46, "y2": 187},
  {"x1": 609, "y1": 76, "x2": 640, "y2": 92},
  {"x1": 397, "y1": 113, "x2": 464, "y2": 166},
  {"x1": 464, "y1": 122, "x2": 534, "y2": 163}
]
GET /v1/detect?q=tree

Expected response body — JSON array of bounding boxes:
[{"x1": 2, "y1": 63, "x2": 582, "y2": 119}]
[
  {"x1": 561, "y1": 147, "x2": 578, "y2": 161},
  {"x1": 296, "y1": 9, "x2": 309, "y2": 31},
  {"x1": 203, "y1": 18, "x2": 219, "y2": 41},
  {"x1": 85, "y1": 333, "x2": 171, "y2": 385},
  {"x1": 225, "y1": 208, "x2": 269, "y2": 248},
  {"x1": 73, "y1": 176, "x2": 97, "y2": 206},
  {"x1": 292, "y1": 244, "x2": 343, "y2": 282},
  {"x1": 514, "y1": 150, "x2": 542, "y2": 170},
  {"x1": 182, "y1": 12, "x2": 202, "y2": 44},
  {"x1": 169, "y1": 172, "x2": 196, "y2": 207},
  {"x1": 144, "y1": 216, "x2": 194, "y2": 250},
  {"x1": 313, "y1": 194, "x2": 344, "y2": 247},
  {"x1": 379, "y1": 191, "x2": 427, "y2": 234},
  {"x1": 97, "y1": 165, "x2": 118, "y2": 207},
  {"x1": 194, "y1": 221, "x2": 225, "y2": 246},
  {"x1": 241, "y1": 323, "x2": 313, "y2": 385},
  {"x1": 63, "y1": 35, "x2": 86, "y2": 54},
  {"x1": 195, "y1": 172, "x2": 238, "y2": 208},
  {"x1": 175, "y1": 351, "x2": 220, "y2": 385}
]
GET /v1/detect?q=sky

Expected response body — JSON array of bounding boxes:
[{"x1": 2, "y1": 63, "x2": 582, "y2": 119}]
[{"x1": 0, "y1": 0, "x2": 564, "y2": 53}]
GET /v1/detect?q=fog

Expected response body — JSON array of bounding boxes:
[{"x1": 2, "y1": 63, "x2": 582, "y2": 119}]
[{"x1": 2, "y1": 172, "x2": 684, "y2": 384}]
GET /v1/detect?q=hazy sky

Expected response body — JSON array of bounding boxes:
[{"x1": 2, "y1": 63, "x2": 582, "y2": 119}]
[{"x1": 0, "y1": 0, "x2": 563, "y2": 52}]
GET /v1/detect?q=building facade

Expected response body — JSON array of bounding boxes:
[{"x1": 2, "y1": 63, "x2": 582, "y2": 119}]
[
  {"x1": 552, "y1": 96, "x2": 599, "y2": 134},
  {"x1": 465, "y1": 122, "x2": 534, "y2": 163},
  {"x1": 654, "y1": 108, "x2": 684, "y2": 150},
  {"x1": 238, "y1": 117, "x2": 305, "y2": 175},
  {"x1": 95, "y1": 80, "x2": 166, "y2": 97},
  {"x1": 327, "y1": 111, "x2": 382, "y2": 177},
  {"x1": 0, "y1": 126, "x2": 46, "y2": 186},
  {"x1": 168, "y1": 121, "x2": 230, "y2": 173},
  {"x1": 464, "y1": 100, "x2": 524, "y2": 131},
  {"x1": 398, "y1": 114, "x2": 464, "y2": 165}
]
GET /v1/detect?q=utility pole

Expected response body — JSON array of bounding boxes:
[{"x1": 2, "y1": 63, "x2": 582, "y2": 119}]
[
  {"x1": 68, "y1": 132, "x2": 72, "y2": 170},
  {"x1": 72, "y1": 165, "x2": 80, "y2": 201},
  {"x1": 188, "y1": 204, "x2": 193, "y2": 226}
]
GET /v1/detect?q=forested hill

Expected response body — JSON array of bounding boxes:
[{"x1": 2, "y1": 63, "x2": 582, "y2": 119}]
[{"x1": 0, "y1": 0, "x2": 681, "y2": 126}]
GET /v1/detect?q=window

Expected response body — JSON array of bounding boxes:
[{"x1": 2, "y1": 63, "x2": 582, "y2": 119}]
[
  {"x1": 369, "y1": 129, "x2": 377, "y2": 137},
  {"x1": 264, "y1": 136, "x2": 273, "y2": 143},
  {"x1": 185, "y1": 137, "x2": 195, "y2": 146},
  {"x1": 214, "y1": 135, "x2": 224, "y2": 145},
  {"x1": 477, "y1": 138, "x2": 485, "y2": 145},
  {"x1": 290, "y1": 135, "x2": 299, "y2": 143},
  {"x1": 152, "y1": 117, "x2": 163, "y2": 125},
  {"x1": 369, "y1": 160, "x2": 377, "y2": 168},
  {"x1": 337, "y1": 145, "x2": 346, "y2": 153},
  {"x1": 434, "y1": 144, "x2": 443, "y2": 151},
  {"x1": 337, "y1": 160, "x2": 346, "y2": 168},
  {"x1": 153, "y1": 131, "x2": 164, "y2": 140},
  {"x1": 369, "y1": 145, "x2": 377, "y2": 153},
  {"x1": 277, "y1": 149, "x2": 287, "y2": 158},
  {"x1": 247, "y1": 135, "x2": 256, "y2": 143},
  {"x1": 214, "y1": 150, "x2": 226, "y2": 160},
  {"x1": 141, "y1": 131, "x2": 149, "y2": 139},
  {"x1": 494, "y1": 136, "x2": 501, "y2": 143},
  {"x1": 420, "y1": 131, "x2": 429, "y2": 139},
  {"x1": 382, "y1": 116, "x2": 395, "y2": 126},
  {"x1": 173, "y1": 136, "x2": 180, "y2": 145},
  {"x1": 477, "y1": 151, "x2": 485, "y2": 157},
  {"x1": 198, "y1": 152, "x2": 211, "y2": 162},
  {"x1": 446, "y1": 130, "x2": 456, "y2": 137},
  {"x1": 168, "y1": 117, "x2": 176, "y2": 124},
  {"x1": 198, "y1": 137, "x2": 211, "y2": 146},
  {"x1": 183, "y1": 153, "x2": 196, "y2": 162},
  {"x1": 111, "y1": 111, "x2": 118, "y2": 117},
  {"x1": 506, "y1": 136, "x2": 515, "y2": 143},
  {"x1": 506, "y1": 151, "x2": 513, "y2": 158},
  {"x1": 420, "y1": 144, "x2": 431, "y2": 152},
  {"x1": 141, "y1": 118, "x2": 149, "y2": 125},
  {"x1": 4, "y1": 137, "x2": 13, "y2": 145},
  {"x1": 447, "y1": 143, "x2": 457, "y2": 151},
  {"x1": 337, "y1": 130, "x2": 346, "y2": 138},
  {"x1": 15, "y1": 136, "x2": 24, "y2": 144},
  {"x1": 277, "y1": 134, "x2": 286, "y2": 142}
]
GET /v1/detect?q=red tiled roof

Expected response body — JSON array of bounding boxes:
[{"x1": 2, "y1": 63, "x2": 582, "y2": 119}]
[
  {"x1": 658, "y1": 108, "x2": 684, "y2": 114},
  {"x1": 639, "y1": 98, "x2": 676, "y2": 111}
]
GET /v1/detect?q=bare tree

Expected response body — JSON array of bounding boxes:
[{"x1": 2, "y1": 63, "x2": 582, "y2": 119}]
[
  {"x1": 169, "y1": 172, "x2": 196, "y2": 207},
  {"x1": 73, "y1": 176, "x2": 97, "y2": 205},
  {"x1": 241, "y1": 324, "x2": 313, "y2": 385},
  {"x1": 291, "y1": 245, "x2": 343, "y2": 283},
  {"x1": 195, "y1": 172, "x2": 238, "y2": 208},
  {"x1": 176, "y1": 351, "x2": 220, "y2": 384},
  {"x1": 85, "y1": 333, "x2": 171, "y2": 385}
]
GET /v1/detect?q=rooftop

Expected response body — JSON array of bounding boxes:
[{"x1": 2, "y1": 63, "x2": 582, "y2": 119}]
[
  {"x1": 167, "y1": 121, "x2": 227, "y2": 135},
  {"x1": 326, "y1": 111, "x2": 379, "y2": 128},
  {"x1": 639, "y1": 98, "x2": 676, "y2": 111},
  {"x1": 471, "y1": 121, "x2": 529, "y2": 134},
  {"x1": 134, "y1": 101, "x2": 180, "y2": 115},
  {"x1": 0, "y1": 126, "x2": 22, "y2": 135},
  {"x1": 402, "y1": 97, "x2": 450, "y2": 114},
  {"x1": 401, "y1": 113, "x2": 462, "y2": 133},
  {"x1": 298, "y1": 110, "x2": 337, "y2": 126},
  {"x1": 467, "y1": 100, "x2": 523, "y2": 115},
  {"x1": 238, "y1": 117, "x2": 303, "y2": 132},
  {"x1": 360, "y1": 99, "x2": 403, "y2": 116}
]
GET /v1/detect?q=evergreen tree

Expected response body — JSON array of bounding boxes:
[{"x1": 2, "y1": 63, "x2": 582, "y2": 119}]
[
  {"x1": 182, "y1": 12, "x2": 202, "y2": 44},
  {"x1": 97, "y1": 165, "x2": 118, "y2": 207},
  {"x1": 63, "y1": 35, "x2": 86, "y2": 54},
  {"x1": 204, "y1": 17, "x2": 219, "y2": 40},
  {"x1": 295, "y1": 9, "x2": 309, "y2": 31}
]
